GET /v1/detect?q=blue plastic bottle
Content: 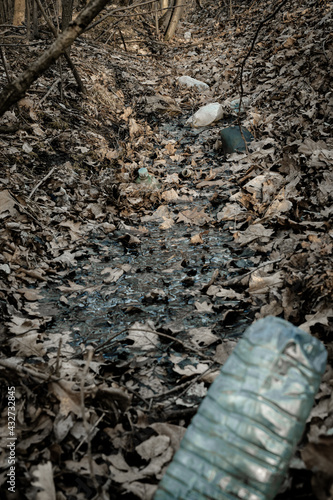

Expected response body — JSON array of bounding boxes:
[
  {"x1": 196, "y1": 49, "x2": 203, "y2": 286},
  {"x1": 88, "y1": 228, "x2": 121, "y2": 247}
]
[{"x1": 155, "y1": 316, "x2": 327, "y2": 500}]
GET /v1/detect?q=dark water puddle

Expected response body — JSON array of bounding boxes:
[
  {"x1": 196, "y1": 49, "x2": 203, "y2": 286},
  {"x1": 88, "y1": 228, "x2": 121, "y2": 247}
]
[{"x1": 44, "y1": 221, "x2": 250, "y2": 356}]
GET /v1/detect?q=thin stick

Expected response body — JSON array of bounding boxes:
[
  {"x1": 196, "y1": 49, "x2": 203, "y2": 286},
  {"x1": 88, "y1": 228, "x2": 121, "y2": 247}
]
[
  {"x1": 221, "y1": 257, "x2": 284, "y2": 287},
  {"x1": 28, "y1": 165, "x2": 57, "y2": 199},
  {"x1": 0, "y1": 358, "x2": 60, "y2": 382},
  {"x1": 34, "y1": 0, "x2": 86, "y2": 93},
  {"x1": 237, "y1": 0, "x2": 290, "y2": 118},
  {"x1": 38, "y1": 77, "x2": 60, "y2": 106}
]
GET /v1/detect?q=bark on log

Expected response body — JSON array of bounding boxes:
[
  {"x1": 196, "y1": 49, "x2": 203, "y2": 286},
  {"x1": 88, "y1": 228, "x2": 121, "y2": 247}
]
[{"x1": 0, "y1": 0, "x2": 111, "y2": 117}]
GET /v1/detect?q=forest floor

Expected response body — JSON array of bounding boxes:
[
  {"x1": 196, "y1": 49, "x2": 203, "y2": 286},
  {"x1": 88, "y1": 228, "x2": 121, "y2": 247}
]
[{"x1": 0, "y1": 0, "x2": 333, "y2": 498}]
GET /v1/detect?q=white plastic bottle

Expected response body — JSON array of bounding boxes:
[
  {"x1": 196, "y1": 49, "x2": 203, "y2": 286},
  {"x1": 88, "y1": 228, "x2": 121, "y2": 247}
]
[{"x1": 186, "y1": 102, "x2": 224, "y2": 127}]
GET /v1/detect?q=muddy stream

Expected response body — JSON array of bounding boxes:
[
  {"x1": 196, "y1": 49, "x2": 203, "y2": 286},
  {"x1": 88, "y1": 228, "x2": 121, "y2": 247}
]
[{"x1": 42, "y1": 119, "x2": 254, "y2": 360}]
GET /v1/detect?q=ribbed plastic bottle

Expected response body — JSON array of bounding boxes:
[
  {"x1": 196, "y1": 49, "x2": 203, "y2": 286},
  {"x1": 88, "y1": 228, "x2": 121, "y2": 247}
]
[
  {"x1": 154, "y1": 316, "x2": 327, "y2": 500},
  {"x1": 135, "y1": 167, "x2": 159, "y2": 188}
]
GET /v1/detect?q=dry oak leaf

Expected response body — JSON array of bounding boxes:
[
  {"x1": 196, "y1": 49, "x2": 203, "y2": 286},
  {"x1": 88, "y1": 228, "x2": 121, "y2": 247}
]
[
  {"x1": 101, "y1": 267, "x2": 124, "y2": 283},
  {"x1": 234, "y1": 224, "x2": 274, "y2": 246},
  {"x1": 0, "y1": 189, "x2": 18, "y2": 217},
  {"x1": 32, "y1": 462, "x2": 56, "y2": 500},
  {"x1": 299, "y1": 308, "x2": 333, "y2": 333},
  {"x1": 190, "y1": 233, "x2": 204, "y2": 245},
  {"x1": 248, "y1": 270, "x2": 283, "y2": 295},
  {"x1": 10, "y1": 332, "x2": 46, "y2": 357},
  {"x1": 188, "y1": 326, "x2": 218, "y2": 346},
  {"x1": 50, "y1": 380, "x2": 82, "y2": 417},
  {"x1": 217, "y1": 203, "x2": 246, "y2": 221},
  {"x1": 177, "y1": 207, "x2": 212, "y2": 226},
  {"x1": 136, "y1": 435, "x2": 170, "y2": 461}
]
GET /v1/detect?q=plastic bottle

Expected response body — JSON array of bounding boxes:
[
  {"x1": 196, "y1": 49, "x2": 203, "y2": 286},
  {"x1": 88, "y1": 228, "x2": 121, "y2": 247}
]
[
  {"x1": 154, "y1": 316, "x2": 327, "y2": 500},
  {"x1": 135, "y1": 167, "x2": 159, "y2": 188},
  {"x1": 177, "y1": 76, "x2": 209, "y2": 92},
  {"x1": 186, "y1": 102, "x2": 224, "y2": 128},
  {"x1": 230, "y1": 97, "x2": 251, "y2": 113}
]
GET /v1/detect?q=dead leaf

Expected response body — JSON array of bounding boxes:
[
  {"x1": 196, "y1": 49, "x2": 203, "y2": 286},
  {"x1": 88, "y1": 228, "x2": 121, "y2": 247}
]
[
  {"x1": 0, "y1": 190, "x2": 18, "y2": 217},
  {"x1": 136, "y1": 435, "x2": 170, "y2": 461},
  {"x1": 188, "y1": 326, "x2": 218, "y2": 346},
  {"x1": 214, "y1": 340, "x2": 238, "y2": 364},
  {"x1": 234, "y1": 224, "x2": 274, "y2": 246},
  {"x1": 170, "y1": 353, "x2": 210, "y2": 376},
  {"x1": 50, "y1": 381, "x2": 82, "y2": 417},
  {"x1": 101, "y1": 267, "x2": 124, "y2": 283},
  {"x1": 217, "y1": 203, "x2": 246, "y2": 221},
  {"x1": 127, "y1": 321, "x2": 159, "y2": 351},
  {"x1": 32, "y1": 462, "x2": 56, "y2": 500},
  {"x1": 177, "y1": 207, "x2": 212, "y2": 226},
  {"x1": 248, "y1": 270, "x2": 283, "y2": 294},
  {"x1": 190, "y1": 233, "x2": 204, "y2": 245}
]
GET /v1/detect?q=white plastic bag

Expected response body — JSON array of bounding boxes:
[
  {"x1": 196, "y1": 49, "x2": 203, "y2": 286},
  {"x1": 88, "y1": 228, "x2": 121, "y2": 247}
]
[
  {"x1": 186, "y1": 102, "x2": 224, "y2": 127},
  {"x1": 177, "y1": 76, "x2": 209, "y2": 92}
]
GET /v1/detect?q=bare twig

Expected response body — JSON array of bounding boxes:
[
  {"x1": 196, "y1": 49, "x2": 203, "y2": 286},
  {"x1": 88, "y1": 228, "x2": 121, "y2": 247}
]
[
  {"x1": 86, "y1": 0, "x2": 163, "y2": 31},
  {"x1": 37, "y1": 78, "x2": 61, "y2": 106},
  {"x1": 28, "y1": 165, "x2": 57, "y2": 199},
  {"x1": 221, "y1": 257, "x2": 284, "y2": 287},
  {"x1": 0, "y1": 358, "x2": 60, "y2": 382},
  {"x1": 236, "y1": 0, "x2": 290, "y2": 152},
  {"x1": 237, "y1": 0, "x2": 290, "y2": 115},
  {"x1": 34, "y1": 0, "x2": 86, "y2": 93}
]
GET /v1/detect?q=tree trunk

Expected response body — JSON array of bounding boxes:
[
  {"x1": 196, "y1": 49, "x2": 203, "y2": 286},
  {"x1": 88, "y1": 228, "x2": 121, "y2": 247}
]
[
  {"x1": 164, "y1": 0, "x2": 185, "y2": 41},
  {"x1": 62, "y1": 0, "x2": 74, "y2": 30},
  {"x1": 13, "y1": 0, "x2": 25, "y2": 25},
  {"x1": 158, "y1": 0, "x2": 172, "y2": 31},
  {"x1": 0, "y1": 0, "x2": 111, "y2": 116}
]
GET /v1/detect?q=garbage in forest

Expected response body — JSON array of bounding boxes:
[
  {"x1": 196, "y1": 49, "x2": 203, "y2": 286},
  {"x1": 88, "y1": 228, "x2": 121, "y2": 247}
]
[
  {"x1": 220, "y1": 125, "x2": 254, "y2": 153},
  {"x1": 177, "y1": 76, "x2": 209, "y2": 92},
  {"x1": 230, "y1": 97, "x2": 251, "y2": 113},
  {"x1": 184, "y1": 31, "x2": 192, "y2": 41},
  {"x1": 135, "y1": 167, "x2": 160, "y2": 188},
  {"x1": 186, "y1": 102, "x2": 224, "y2": 127},
  {"x1": 155, "y1": 316, "x2": 327, "y2": 500}
]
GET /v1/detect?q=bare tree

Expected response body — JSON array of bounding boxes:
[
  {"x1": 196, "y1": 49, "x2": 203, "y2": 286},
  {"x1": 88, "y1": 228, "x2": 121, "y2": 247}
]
[{"x1": 0, "y1": 0, "x2": 112, "y2": 116}]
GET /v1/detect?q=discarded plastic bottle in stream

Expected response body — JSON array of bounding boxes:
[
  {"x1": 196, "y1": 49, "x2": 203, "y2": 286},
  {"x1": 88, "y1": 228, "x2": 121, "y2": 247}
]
[
  {"x1": 135, "y1": 167, "x2": 159, "y2": 188},
  {"x1": 154, "y1": 316, "x2": 327, "y2": 500}
]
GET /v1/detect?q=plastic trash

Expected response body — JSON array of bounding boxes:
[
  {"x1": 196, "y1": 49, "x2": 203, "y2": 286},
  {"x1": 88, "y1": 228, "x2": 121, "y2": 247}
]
[
  {"x1": 184, "y1": 31, "x2": 192, "y2": 41},
  {"x1": 154, "y1": 316, "x2": 327, "y2": 500},
  {"x1": 135, "y1": 167, "x2": 159, "y2": 188},
  {"x1": 220, "y1": 125, "x2": 254, "y2": 153},
  {"x1": 177, "y1": 76, "x2": 209, "y2": 92},
  {"x1": 181, "y1": 167, "x2": 194, "y2": 178},
  {"x1": 230, "y1": 97, "x2": 251, "y2": 113},
  {"x1": 186, "y1": 102, "x2": 224, "y2": 128}
]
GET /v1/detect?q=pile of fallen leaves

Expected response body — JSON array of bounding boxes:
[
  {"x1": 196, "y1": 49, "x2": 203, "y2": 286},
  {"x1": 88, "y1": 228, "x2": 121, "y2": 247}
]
[{"x1": 0, "y1": 0, "x2": 332, "y2": 498}]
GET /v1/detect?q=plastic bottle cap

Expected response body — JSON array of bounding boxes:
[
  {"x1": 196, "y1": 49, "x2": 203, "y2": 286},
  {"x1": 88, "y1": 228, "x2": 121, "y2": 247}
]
[{"x1": 138, "y1": 167, "x2": 149, "y2": 179}]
